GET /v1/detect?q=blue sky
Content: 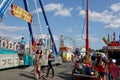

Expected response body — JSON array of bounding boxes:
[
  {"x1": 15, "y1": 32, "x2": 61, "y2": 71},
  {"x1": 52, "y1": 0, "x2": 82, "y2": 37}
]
[{"x1": 0, "y1": 0, "x2": 120, "y2": 50}]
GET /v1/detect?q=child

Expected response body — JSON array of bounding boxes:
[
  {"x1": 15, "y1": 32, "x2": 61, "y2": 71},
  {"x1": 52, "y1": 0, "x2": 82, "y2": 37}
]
[{"x1": 98, "y1": 60, "x2": 107, "y2": 80}]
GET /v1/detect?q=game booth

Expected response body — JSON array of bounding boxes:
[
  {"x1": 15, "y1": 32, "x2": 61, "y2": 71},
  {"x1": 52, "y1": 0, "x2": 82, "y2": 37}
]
[{"x1": 59, "y1": 46, "x2": 73, "y2": 62}]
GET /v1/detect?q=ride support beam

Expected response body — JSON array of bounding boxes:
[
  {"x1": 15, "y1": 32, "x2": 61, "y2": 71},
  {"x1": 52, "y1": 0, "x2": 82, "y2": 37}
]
[
  {"x1": 23, "y1": 0, "x2": 34, "y2": 45},
  {"x1": 39, "y1": 0, "x2": 58, "y2": 55},
  {"x1": 0, "y1": 0, "x2": 14, "y2": 20}
]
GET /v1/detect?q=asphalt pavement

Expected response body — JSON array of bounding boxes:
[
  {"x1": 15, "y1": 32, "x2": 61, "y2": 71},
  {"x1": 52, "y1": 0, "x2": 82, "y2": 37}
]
[{"x1": 0, "y1": 61, "x2": 73, "y2": 80}]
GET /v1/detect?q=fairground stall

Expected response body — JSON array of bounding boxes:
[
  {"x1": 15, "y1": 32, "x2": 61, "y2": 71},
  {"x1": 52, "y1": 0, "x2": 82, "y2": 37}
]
[
  {"x1": 103, "y1": 33, "x2": 120, "y2": 65},
  {"x1": 59, "y1": 46, "x2": 73, "y2": 61},
  {"x1": 0, "y1": 48, "x2": 33, "y2": 70},
  {"x1": 59, "y1": 35, "x2": 74, "y2": 62}
]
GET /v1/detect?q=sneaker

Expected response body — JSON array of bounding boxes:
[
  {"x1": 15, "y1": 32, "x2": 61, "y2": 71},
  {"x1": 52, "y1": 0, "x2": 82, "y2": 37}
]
[{"x1": 42, "y1": 77, "x2": 47, "y2": 80}]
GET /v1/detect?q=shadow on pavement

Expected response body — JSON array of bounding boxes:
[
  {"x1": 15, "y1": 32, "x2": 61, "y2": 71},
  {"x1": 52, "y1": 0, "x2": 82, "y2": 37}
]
[
  {"x1": 57, "y1": 72, "x2": 72, "y2": 80},
  {"x1": 20, "y1": 73, "x2": 34, "y2": 79}
]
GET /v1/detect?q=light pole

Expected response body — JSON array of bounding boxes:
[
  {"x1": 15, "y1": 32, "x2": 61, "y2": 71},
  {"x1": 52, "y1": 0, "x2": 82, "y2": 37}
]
[{"x1": 86, "y1": 0, "x2": 89, "y2": 52}]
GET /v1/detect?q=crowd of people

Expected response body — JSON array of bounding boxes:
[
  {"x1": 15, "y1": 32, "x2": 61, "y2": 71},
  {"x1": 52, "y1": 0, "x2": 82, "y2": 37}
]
[
  {"x1": 33, "y1": 48, "x2": 120, "y2": 80},
  {"x1": 72, "y1": 52, "x2": 120, "y2": 80},
  {"x1": 1, "y1": 36, "x2": 119, "y2": 80},
  {"x1": 0, "y1": 36, "x2": 26, "y2": 52}
]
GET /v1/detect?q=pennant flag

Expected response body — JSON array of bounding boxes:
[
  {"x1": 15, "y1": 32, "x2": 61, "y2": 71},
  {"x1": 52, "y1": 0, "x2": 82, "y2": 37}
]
[{"x1": 113, "y1": 32, "x2": 115, "y2": 41}]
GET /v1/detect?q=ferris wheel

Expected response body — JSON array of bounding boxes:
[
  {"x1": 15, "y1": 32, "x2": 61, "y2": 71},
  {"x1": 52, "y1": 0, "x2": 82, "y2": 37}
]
[{"x1": 60, "y1": 35, "x2": 76, "y2": 51}]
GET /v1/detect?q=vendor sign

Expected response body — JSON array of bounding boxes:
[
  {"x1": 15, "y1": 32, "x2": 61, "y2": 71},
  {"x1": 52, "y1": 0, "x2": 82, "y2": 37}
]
[{"x1": 11, "y1": 4, "x2": 32, "y2": 23}]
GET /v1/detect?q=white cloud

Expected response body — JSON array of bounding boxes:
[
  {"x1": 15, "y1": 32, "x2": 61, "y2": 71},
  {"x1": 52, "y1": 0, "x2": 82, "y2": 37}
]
[
  {"x1": 45, "y1": 3, "x2": 72, "y2": 17},
  {"x1": 79, "y1": 9, "x2": 85, "y2": 17},
  {"x1": 0, "y1": 23, "x2": 28, "y2": 41},
  {"x1": 110, "y1": 3, "x2": 120, "y2": 12},
  {"x1": 0, "y1": 24, "x2": 27, "y2": 32},
  {"x1": 0, "y1": 32, "x2": 22, "y2": 41},
  {"x1": 90, "y1": 10, "x2": 114, "y2": 24},
  {"x1": 53, "y1": 35, "x2": 58, "y2": 41},
  {"x1": 45, "y1": 3, "x2": 62, "y2": 12},
  {"x1": 32, "y1": 8, "x2": 42, "y2": 13},
  {"x1": 79, "y1": 10, "x2": 113, "y2": 23},
  {"x1": 78, "y1": 3, "x2": 120, "y2": 29},
  {"x1": 76, "y1": 34, "x2": 99, "y2": 42},
  {"x1": 105, "y1": 19, "x2": 120, "y2": 28},
  {"x1": 89, "y1": 37, "x2": 99, "y2": 42},
  {"x1": 76, "y1": 34, "x2": 85, "y2": 41},
  {"x1": 33, "y1": 3, "x2": 72, "y2": 17}
]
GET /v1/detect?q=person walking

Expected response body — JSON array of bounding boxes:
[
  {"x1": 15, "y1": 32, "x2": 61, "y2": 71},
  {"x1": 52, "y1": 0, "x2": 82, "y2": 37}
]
[
  {"x1": 34, "y1": 49, "x2": 46, "y2": 80},
  {"x1": 46, "y1": 49, "x2": 54, "y2": 78},
  {"x1": 108, "y1": 59, "x2": 119, "y2": 80}
]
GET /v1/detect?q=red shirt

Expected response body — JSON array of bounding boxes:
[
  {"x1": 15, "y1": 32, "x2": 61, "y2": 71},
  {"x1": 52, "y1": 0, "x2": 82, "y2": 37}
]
[
  {"x1": 96, "y1": 62, "x2": 106, "y2": 73},
  {"x1": 32, "y1": 39, "x2": 37, "y2": 52},
  {"x1": 98, "y1": 64, "x2": 106, "y2": 72},
  {"x1": 108, "y1": 63, "x2": 119, "y2": 78}
]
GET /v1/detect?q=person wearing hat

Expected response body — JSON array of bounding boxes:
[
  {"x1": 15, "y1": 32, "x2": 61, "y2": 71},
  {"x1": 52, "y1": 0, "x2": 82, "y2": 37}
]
[
  {"x1": 46, "y1": 49, "x2": 54, "y2": 78},
  {"x1": 108, "y1": 59, "x2": 119, "y2": 80}
]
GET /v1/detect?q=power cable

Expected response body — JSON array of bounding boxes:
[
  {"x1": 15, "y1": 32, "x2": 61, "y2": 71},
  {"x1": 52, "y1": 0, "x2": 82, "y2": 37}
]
[
  {"x1": 34, "y1": 0, "x2": 42, "y2": 35},
  {"x1": 81, "y1": 0, "x2": 86, "y2": 40}
]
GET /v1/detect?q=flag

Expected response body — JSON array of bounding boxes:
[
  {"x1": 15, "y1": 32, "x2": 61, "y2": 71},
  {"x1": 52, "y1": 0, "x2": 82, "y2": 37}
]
[{"x1": 113, "y1": 32, "x2": 115, "y2": 41}]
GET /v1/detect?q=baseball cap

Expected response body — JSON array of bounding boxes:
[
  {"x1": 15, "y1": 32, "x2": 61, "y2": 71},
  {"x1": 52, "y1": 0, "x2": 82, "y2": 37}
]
[
  {"x1": 112, "y1": 59, "x2": 116, "y2": 63},
  {"x1": 49, "y1": 49, "x2": 52, "y2": 52}
]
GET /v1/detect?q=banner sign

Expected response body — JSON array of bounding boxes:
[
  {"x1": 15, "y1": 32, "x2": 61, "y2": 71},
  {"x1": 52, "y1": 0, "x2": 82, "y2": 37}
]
[{"x1": 11, "y1": 4, "x2": 32, "y2": 23}]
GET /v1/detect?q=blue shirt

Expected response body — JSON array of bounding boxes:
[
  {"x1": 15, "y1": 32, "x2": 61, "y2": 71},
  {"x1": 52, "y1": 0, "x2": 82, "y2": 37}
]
[{"x1": 21, "y1": 38, "x2": 26, "y2": 45}]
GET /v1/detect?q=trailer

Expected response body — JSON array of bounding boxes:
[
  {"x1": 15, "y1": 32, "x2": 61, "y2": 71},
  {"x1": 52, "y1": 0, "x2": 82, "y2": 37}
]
[{"x1": 73, "y1": 73, "x2": 98, "y2": 80}]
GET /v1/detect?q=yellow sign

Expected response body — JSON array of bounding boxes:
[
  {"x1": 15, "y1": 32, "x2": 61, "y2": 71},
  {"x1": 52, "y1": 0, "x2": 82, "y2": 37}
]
[{"x1": 11, "y1": 4, "x2": 32, "y2": 23}]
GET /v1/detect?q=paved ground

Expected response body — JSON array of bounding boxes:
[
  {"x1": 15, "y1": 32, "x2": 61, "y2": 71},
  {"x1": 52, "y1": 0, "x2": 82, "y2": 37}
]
[
  {"x1": 0, "y1": 62, "x2": 120, "y2": 80},
  {"x1": 0, "y1": 62, "x2": 73, "y2": 80}
]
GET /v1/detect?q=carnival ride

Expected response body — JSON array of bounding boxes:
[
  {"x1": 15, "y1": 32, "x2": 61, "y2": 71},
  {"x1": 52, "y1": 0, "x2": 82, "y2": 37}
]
[
  {"x1": 103, "y1": 32, "x2": 120, "y2": 65},
  {"x1": 59, "y1": 35, "x2": 76, "y2": 51},
  {"x1": 103, "y1": 33, "x2": 120, "y2": 46},
  {"x1": 59, "y1": 35, "x2": 76, "y2": 61},
  {"x1": 72, "y1": 0, "x2": 99, "y2": 80},
  {"x1": 0, "y1": 0, "x2": 61, "y2": 69}
]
